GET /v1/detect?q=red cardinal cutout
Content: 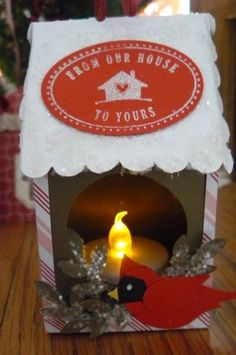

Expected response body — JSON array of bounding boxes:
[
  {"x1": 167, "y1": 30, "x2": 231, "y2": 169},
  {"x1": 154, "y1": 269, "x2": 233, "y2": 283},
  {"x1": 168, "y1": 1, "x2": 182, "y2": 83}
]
[{"x1": 113, "y1": 256, "x2": 236, "y2": 328}]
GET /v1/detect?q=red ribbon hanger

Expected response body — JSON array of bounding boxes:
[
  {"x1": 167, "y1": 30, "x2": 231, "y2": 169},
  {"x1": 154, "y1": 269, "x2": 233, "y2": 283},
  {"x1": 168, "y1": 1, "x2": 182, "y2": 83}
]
[{"x1": 94, "y1": 0, "x2": 143, "y2": 21}]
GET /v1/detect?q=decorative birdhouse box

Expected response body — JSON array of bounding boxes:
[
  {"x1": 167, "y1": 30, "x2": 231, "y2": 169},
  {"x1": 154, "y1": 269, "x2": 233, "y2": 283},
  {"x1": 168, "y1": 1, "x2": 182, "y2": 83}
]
[{"x1": 20, "y1": 14, "x2": 235, "y2": 336}]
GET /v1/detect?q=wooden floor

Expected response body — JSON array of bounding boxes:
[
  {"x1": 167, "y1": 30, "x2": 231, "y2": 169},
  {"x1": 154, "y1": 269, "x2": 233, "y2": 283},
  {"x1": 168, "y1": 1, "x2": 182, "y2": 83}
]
[{"x1": 0, "y1": 183, "x2": 236, "y2": 355}]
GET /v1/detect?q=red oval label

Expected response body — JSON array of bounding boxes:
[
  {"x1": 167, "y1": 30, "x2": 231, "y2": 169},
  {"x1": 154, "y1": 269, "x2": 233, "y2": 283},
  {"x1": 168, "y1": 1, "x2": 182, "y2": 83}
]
[{"x1": 42, "y1": 40, "x2": 203, "y2": 136}]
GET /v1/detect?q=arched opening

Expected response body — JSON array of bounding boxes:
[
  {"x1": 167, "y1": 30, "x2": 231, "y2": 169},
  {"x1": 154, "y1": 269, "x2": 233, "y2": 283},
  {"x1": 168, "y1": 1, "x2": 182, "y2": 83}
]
[{"x1": 68, "y1": 174, "x2": 187, "y2": 251}]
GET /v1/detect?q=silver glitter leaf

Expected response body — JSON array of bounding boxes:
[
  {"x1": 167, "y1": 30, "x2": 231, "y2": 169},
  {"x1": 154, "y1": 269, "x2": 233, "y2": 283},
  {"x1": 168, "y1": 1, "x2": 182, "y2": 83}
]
[
  {"x1": 162, "y1": 236, "x2": 225, "y2": 277},
  {"x1": 90, "y1": 318, "x2": 109, "y2": 338},
  {"x1": 59, "y1": 236, "x2": 108, "y2": 283},
  {"x1": 185, "y1": 264, "x2": 216, "y2": 276},
  {"x1": 191, "y1": 239, "x2": 225, "y2": 263},
  {"x1": 90, "y1": 242, "x2": 107, "y2": 276},
  {"x1": 36, "y1": 281, "x2": 65, "y2": 305},
  {"x1": 67, "y1": 229, "x2": 84, "y2": 260},
  {"x1": 70, "y1": 280, "x2": 109, "y2": 304},
  {"x1": 42, "y1": 304, "x2": 80, "y2": 321},
  {"x1": 61, "y1": 319, "x2": 91, "y2": 334},
  {"x1": 58, "y1": 260, "x2": 88, "y2": 279},
  {"x1": 111, "y1": 304, "x2": 130, "y2": 328},
  {"x1": 171, "y1": 235, "x2": 190, "y2": 261},
  {"x1": 80, "y1": 299, "x2": 110, "y2": 313}
]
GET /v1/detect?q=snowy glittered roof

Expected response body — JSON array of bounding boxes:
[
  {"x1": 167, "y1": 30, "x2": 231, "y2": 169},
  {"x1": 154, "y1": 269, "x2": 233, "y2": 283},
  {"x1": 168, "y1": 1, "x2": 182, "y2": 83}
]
[{"x1": 20, "y1": 14, "x2": 233, "y2": 178}]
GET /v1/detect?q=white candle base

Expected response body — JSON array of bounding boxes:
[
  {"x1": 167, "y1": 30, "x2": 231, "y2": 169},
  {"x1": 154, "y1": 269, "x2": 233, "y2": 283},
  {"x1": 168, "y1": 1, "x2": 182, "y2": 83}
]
[{"x1": 85, "y1": 236, "x2": 169, "y2": 284}]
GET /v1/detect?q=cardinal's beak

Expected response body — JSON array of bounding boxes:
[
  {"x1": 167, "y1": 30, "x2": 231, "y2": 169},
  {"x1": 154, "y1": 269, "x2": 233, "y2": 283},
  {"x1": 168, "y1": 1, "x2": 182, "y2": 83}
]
[{"x1": 108, "y1": 287, "x2": 118, "y2": 300}]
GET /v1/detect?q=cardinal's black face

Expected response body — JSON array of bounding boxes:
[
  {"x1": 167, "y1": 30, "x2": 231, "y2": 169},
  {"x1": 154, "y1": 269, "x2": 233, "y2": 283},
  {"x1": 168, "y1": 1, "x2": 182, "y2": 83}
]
[{"x1": 117, "y1": 275, "x2": 147, "y2": 303}]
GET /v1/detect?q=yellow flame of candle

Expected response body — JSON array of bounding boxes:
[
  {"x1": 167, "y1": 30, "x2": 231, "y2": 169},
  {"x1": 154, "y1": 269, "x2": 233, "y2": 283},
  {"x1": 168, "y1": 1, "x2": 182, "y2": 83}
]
[{"x1": 108, "y1": 211, "x2": 132, "y2": 258}]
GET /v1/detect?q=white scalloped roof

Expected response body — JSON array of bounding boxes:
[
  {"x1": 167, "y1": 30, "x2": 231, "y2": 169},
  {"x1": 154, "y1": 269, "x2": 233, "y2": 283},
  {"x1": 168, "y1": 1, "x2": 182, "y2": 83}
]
[{"x1": 20, "y1": 14, "x2": 233, "y2": 178}]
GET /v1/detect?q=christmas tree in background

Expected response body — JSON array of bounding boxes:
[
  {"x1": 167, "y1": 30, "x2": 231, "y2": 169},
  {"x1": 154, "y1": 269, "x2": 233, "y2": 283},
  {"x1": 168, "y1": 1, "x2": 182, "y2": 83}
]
[{"x1": 0, "y1": 0, "x2": 148, "y2": 87}]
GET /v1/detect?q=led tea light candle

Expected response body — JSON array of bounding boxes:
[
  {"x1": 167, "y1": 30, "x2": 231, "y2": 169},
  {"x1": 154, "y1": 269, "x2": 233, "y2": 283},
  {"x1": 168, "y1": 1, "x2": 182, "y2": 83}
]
[
  {"x1": 86, "y1": 211, "x2": 169, "y2": 284},
  {"x1": 108, "y1": 211, "x2": 132, "y2": 258}
]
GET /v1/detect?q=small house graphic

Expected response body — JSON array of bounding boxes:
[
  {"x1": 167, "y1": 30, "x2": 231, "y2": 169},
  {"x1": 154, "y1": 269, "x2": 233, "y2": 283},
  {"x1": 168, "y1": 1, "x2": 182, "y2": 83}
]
[{"x1": 97, "y1": 70, "x2": 151, "y2": 103}]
